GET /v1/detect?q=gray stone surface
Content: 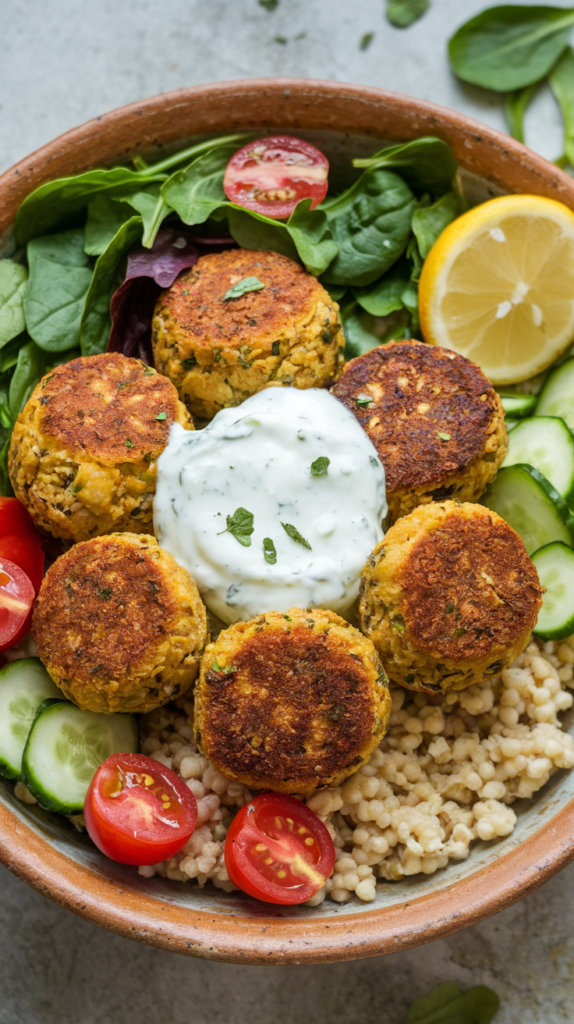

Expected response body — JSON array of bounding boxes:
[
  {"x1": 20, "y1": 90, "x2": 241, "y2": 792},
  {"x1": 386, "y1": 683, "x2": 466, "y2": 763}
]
[{"x1": 1, "y1": 1, "x2": 574, "y2": 1021}]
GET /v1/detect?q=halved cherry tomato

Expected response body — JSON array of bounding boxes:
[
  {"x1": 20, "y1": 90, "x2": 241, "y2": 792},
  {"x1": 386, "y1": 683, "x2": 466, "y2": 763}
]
[
  {"x1": 0, "y1": 558, "x2": 35, "y2": 649},
  {"x1": 225, "y1": 793, "x2": 335, "y2": 904},
  {"x1": 84, "y1": 753, "x2": 198, "y2": 865},
  {"x1": 223, "y1": 136, "x2": 329, "y2": 220},
  {"x1": 0, "y1": 498, "x2": 45, "y2": 650}
]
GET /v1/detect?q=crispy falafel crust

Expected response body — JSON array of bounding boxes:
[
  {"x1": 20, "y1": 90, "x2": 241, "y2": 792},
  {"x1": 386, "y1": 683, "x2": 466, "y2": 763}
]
[
  {"x1": 32, "y1": 533, "x2": 207, "y2": 714},
  {"x1": 194, "y1": 607, "x2": 391, "y2": 794},
  {"x1": 359, "y1": 501, "x2": 543, "y2": 693},
  {"x1": 331, "y1": 340, "x2": 507, "y2": 522},
  {"x1": 152, "y1": 249, "x2": 345, "y2": 419}
]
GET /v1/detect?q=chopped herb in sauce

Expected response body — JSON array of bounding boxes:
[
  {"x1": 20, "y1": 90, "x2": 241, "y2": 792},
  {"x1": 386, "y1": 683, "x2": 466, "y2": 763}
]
[
  {"x1": 218, "y1": 507, "x2": 255, "y2": 546},
  {"x1": 263, "y1": 537, "x2": 277, "y2": 564},
  {"x1": 281, "y1": 522, "x2": 311, "y2": 549},
  {"x1": 310, "y1": 456, "x2": 330, "y2": 476}
]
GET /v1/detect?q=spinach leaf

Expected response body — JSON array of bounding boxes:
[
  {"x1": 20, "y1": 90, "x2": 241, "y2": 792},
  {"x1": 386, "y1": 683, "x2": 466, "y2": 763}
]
[
  {"x1": 284, "y1": 199, "x2": 339, "y2": 277},
  {"x1": 0, "y1": 370, "x2": 13, "y2": 497},
  {"x1": 505, "y1": 83, "x2": 538, "y2": 142},
  {"x1": 353, "y1": 257, "x2": 413, "y2": 316},
  {"x1": 0, "y1": 334, "x2": 26, "y2": 373},
  {"x1": 352, "y1": 137, "x2": 457, "y2": 196},
  {"x1": 161, "y1": 145, "x2": 236, "y2": 227},
  {"x1": 0, "y1": 260, "x2": 28, "y2": 346},
  {"x1": 139, "y1": 132, "x2": 251, "y2": 177},
  {"x1": 119, "y1": 184, "x2": 170, "y2": 249},
  {"x1": 448, "y1": 5, "x2": 574, "y2": 92},
  {"x1": 85, "y1": 194, "x2": 132, "y2": 256},
  {"x1": 321, "y1": 168, "x2": 416, "y2": 287},
  {"x1": 324, "y1": 283, "x2": 347, "y2": 302},
  {"x1": 8, "y1": 340, "x2": 49, "y2": 419},
  {"x1": 387, "y1": 0, "x2": 428, "y2": 29},
  {"x1": 24, "y1": 229, "x2": 93, "y2": 352},
  {"x1": 550, "y1": 46, "x2": 574, "y2": 167},
  {"x1": 16, "y1": 167, "x2": 166, "y2": 246},
  {"x1": 79, "y1": 217, "x2": 143, "y2": 357},
  {"x1": 227, "y1": 206, "x2": 298, "y2": 261},
  {"x1": 412, "y1": 192, "x2": 459, "y2": 258},
  {"x1": 405, "y1": 981, "x2": 499, "y2": 1024}
]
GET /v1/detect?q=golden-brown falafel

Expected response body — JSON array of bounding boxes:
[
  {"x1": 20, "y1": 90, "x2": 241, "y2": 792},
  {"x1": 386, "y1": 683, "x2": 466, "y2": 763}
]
[
  {"x1": 194, "y1": 607, "x2": 392, "y2": 794},
  {"x1": 331, "y1": 340, "x2": 507, "y2": 523},
  {"x1": 32, "y1": 533, "x2": 207, "y2": 714},
  {"x1": 8, "y1": 353, "x2": 192, "y2": 542},
  {"x1": 359, "y1": 501, "x2": 543, "y2": 693},
  {"x1": 151, "y1": 249, "x2": 345, "y2": 419}
]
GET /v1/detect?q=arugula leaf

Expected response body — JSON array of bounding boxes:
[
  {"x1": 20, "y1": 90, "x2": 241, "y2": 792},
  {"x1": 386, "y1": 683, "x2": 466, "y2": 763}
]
[
  {"x1": 352, "y1": 137, "x2": 457, "y2": 196},
  {"x1": 448, "y1": 5, "x2": 574, "y2": 92},
  {"x1": 412, "y1": 192, "x2": 460, "y2": 259},
  {"x1": 79, "y1": 217, "x2": 143, "y2": 357},
  {"x1": 387, "y1": 0, "x2": 428, "y2": 29},
  {"x1": 224, "y1": 277, "x2": 266, "y2": 300},
  {"x1": 281, "y1": 522, "x2": 312, "y2": 549},
  {"x1": 310, "y1": 456, "x2": 330, "y2": 476},
  {"x1": 505, "y1": 83, "x2": 538, "y2": 143},
  {"x1": 321, "y1": 168, "x2": 416, "y2": 287},
  {"x1": 24, "y1": 229, "x2": 93, "y2": 352},
  {"x1": 405, "y1": 981, "x2": 499, "y2": 1024},
  {"x1": 263, "y1": 537, "x2": 277, "y2": 564},
  {"x1": 550, "y1": 46, "x2": 574, "y2": 167},
  {"x1": 218, "y1": 507, "x2": 254, "y2": 546},
  {"x1": 0, "y1": 261, "x2": 28, "y2": 347}
]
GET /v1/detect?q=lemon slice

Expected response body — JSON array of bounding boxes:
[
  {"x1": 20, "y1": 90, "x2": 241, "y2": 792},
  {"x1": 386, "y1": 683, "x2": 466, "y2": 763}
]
[{"x1": 418, "y1": 194, "x2": 574, "y2": 384}]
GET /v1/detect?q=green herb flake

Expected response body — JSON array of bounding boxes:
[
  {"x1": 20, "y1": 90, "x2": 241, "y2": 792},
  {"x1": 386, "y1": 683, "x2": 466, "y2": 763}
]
[
  {"x1": 274, "y1": 34, "x2": 288, "y2": 44},
  {"x1": 392, "y1": 616, "x2": 405, "y2": 633},
  {"x1": 387, "y1": 0, "x2": 428, "y2": 29},
  {"x1": 360, "y1": 32, "x2": 374, "y2": 50},
  {"x1": 213, "y1": 348, "x2": 222, "y2": 362},
  {"x1": 263, "y1": 537, "x2": 277, "y2": 564},
  {"x1": 445, "y1": 601, "x2": 454, "y2": 614},
  {"x1": 125, "y1": 438, "x2": 133, "y2": 449},
  {"x1": 453, "y1": 627, "x2": 467, "y2": 639},
  {"x1": 117, "y1": 381, "x2": 128, "y2": 390},
  {"x1": 281, "y1": 522, "x2": 312, "y2": 549},
  {"x1": 238, "y1": 352, "x2": 252, "y2": 369},
  {"x1": 183, "y1": 356, "x2": 197, "y2": 369},
  {"x1": 213, "y1": 658, "x2": 239, "y2": 675},
  {"x1": 130, "y1": 507, "x2": 143, "y2": 517},
  {"x1": 224, "y1": 276, "x2": 266, "y2": 301},
  {"x1": 283, "y1": 614, "x2": 292, "y2": 621},
  {"x1": 271, "y1": 340, "x2": 280, "y2": 356},
  {"x1": 311, "y1": 456, "x2": 330, "y2": 476},
  {"x1": 155, "y1": 411, "x2": 167, "y2": 421},
  {"x1": 217, "y1": 507, "x2": 255, "y2": 547},
  {"x1": 406, "y1": 673, "x2": 415, "y2": 684},
  {"x1": 355, "y1": 393, "x2": 374, "y2": 407},
  {"x1": 97, "y1": 587, "x2": 113, "y2": 601},
  {"x1": 144, "y1": 367, "x2": 156, "y2": 375},
  {"x1": 259, "y1": 0, "x2": 278, "y2": 9},
  {"x1": 437, "y1": 431, "x2": 451, "y2": 441},
  {"x1": 143, "y1": 452, "x2": 153, "y2": 463}
]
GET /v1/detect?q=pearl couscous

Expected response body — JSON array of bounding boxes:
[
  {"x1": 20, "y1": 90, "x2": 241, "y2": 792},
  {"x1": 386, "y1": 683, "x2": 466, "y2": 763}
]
[{"x1": 137, "y1": 634, "x2": 574, "y2": 904}]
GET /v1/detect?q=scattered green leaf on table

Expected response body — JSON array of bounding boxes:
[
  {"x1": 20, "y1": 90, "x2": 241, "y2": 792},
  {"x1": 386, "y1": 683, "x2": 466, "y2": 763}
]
[
  {"x1": 412, "y1": 192, "x2": 459, "y2": 258},
  {"x1": 352, "y1": 137, "x2": 457, "y2": 196},
  {"x1": 448, "y1": 5, "x2": 574, "y2": 92},
  {"x1": 224, "y1": 277, "x2": 266, "y2": 300},
  {"x1": 387, "y1": 0, "x2": 429, "y2": 29},
  {"x1": 0, "y1": 260, "x2": 28, "y2": 346},
  {"x1": 320, "y1": 168, "x2": 416, "y2": 287},
  {"x1": 161, "y1": 145, "x2": 237, "y2": 227},
  {"x1": 24, "y1": 229, "x2": 93, "y2": 352},
  {"x1": 360, "y1": 32, "x2": 374, "y2": 50},
  {"x1": 259, "y1": 0, "x2": 279, "y2": 11},
  {"x1": 550, "y1": 46, "x2": 574, "y2": 167},
  {"x1": 405, "y1": 981, "x2": 499, "y2": 1024},
  {"x1": 79, "y1": 217, "x2": 143, "y2": 357},
  {"x1": 505, "y1": 83, "x2": 538, "y2": 143}
]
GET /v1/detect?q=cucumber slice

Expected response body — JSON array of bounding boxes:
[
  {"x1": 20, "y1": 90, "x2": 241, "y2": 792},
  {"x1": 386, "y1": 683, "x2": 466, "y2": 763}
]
[
  {"x1": 532, "y1": 542, "x2": 574, "y2": 639},
  {"x1": 536, "y1": 358, "x2": 574, "y2": 431},
  {"x1": 0, "y1": 659, "x2": 61, "y2": 780},
  {"x1": 22, "y1": 700, "x2": 138, "y2": 814},
  {"x1": 483, "y1": 464, "x2": 574, "y2": 555},
  {"x1": 499, "y1": 393, "x2": 537, "y2": 419},
  {"x1": 502, "y1": 416, "x2": 574, "y2": 506}
]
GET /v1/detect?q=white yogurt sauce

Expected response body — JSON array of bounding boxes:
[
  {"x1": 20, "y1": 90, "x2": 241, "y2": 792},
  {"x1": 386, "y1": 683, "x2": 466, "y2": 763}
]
[{"x1": 154, "y1": 387, "x2": 387, "y2": 624}]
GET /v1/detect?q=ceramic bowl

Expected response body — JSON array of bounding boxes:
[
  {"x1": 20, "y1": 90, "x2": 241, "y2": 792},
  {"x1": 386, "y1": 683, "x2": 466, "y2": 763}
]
[{"x1": 1, "y1": 79, "x2": 574, "y2": 965}]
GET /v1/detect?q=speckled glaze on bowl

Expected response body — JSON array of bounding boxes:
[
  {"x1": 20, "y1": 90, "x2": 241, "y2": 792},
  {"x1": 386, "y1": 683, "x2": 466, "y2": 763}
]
[{"x1": 1, "y1": 79, "x2": 574, "y2": 965}]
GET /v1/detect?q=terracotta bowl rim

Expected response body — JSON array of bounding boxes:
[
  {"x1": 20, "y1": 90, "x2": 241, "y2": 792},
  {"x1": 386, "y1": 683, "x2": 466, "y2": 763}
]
[{"x1": 1, "y1": 77, "x2": 574, "y2": 965}]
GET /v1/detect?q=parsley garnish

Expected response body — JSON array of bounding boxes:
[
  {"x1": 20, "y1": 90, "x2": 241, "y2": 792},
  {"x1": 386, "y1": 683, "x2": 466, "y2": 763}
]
[
  {"x1": 311, "y1": 456, "x2": 330, "y2": 476},
  {"x1": 437, "y1": 431, "x2": 451, "y2": 441},
  {"x1": 263, "y1": 537, "x2": 277, "y2": 564},
  {"x1": 218, "y1": 507, "x2": 254, "y2": 546},
  {"x1": 224, "y1": 277, "x2": 266, "y2": 301},
  {"x1": 453, "y1": 627, "x2": 467, "y2": 639},
  {"x1": 155, "y1": 412, "x2": 167, "y2": 421},
  {"x1": 281, "y1": 522, "x2": 311, "y2": 549},
  {"x1": 283, "y1": 614, "x2": 292, "y2": 621},
  {"x1": 355, "y1": 393, "x2": 374, "y2": 407},
  {"x1": 213, "y1": 659, "x2": 238, "y2": 674}
]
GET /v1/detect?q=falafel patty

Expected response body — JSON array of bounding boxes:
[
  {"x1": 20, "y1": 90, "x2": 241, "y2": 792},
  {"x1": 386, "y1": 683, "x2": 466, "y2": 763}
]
[
  {"x1": 194, "y1": 607, "x2": 391, "y2": 794},
  {"x1": 8, "y1": 353, "x2": 192, "y2": 542},
  {"x1": 359, "y1": 501, "x2": 543, "y2": 694},
  {"x1": 151, "y1": 249, "x2": 345, "y2": 420},
  {"x1": 32, "y1": 533, "x2": 208, "y2": 714},
  {"x1": 331, "y1": 340, "x2": 507, "y2": 523}
]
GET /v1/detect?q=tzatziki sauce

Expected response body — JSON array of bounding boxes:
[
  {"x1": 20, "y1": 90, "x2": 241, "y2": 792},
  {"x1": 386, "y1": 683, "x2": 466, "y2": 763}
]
[{"x1": 154, "y1": 387, "x2": 387, "y2": 624}]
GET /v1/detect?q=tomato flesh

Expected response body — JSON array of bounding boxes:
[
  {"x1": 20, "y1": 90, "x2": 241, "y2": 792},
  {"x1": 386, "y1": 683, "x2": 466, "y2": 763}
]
[
  {"x1": 0, "y1": 558, "x2": 35, "y2": 649},
  {"x1": 224, "y1": 136, "x2": 329, "y2": 220},
  {"x1": 225, "y1": 793, "x2": 335, "y2": 904},
  {"x1": 0, "y1": 498, "x2": 45, "y2": 650},
  {"x1": 84, "y1": 753, "x2": 198, "y2": 865}
]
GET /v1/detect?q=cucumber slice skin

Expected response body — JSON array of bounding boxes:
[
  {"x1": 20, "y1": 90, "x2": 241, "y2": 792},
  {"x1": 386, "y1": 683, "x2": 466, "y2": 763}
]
[
  {"x1": 22, "y1": 700, "x2": 139, "y2": 815},
  {"x1": 532, "y1": 541, "x2": 574, "y2": 640},
  {"x1": 483, "y1": 463, "x2": 574, "y2": 555},
  {"x1": 536, "y1": 358, "x2": 574, "y2": 432},
  {"x1": 502, "y1": 416, "x2": 574, "y2": 506},
  {"x1": 499, "y1": 394, "x2": 537, "y2": 419},
  {"x1": 0, "y1": 659, "x2": 61, "y2": 780}
]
